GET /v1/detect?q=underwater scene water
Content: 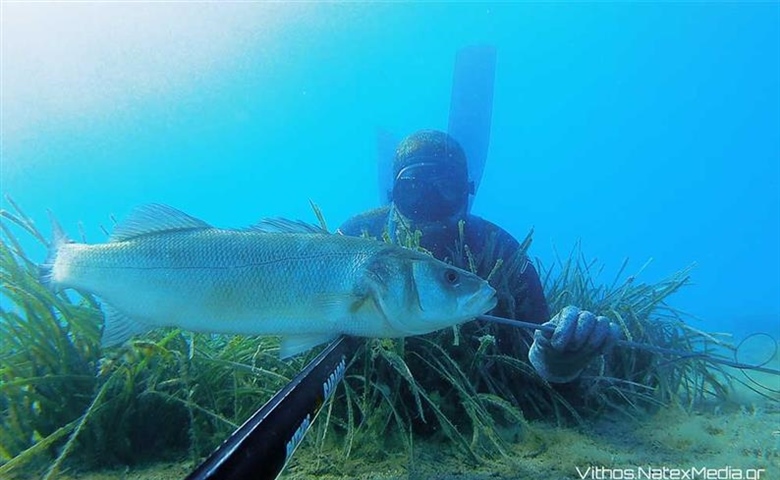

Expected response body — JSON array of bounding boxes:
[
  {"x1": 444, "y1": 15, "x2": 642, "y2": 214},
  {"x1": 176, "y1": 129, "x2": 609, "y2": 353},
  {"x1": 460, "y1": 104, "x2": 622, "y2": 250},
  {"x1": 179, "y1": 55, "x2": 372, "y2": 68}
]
[{"x1": 1, "y1": 3, "x2": 778, "y2": 479}]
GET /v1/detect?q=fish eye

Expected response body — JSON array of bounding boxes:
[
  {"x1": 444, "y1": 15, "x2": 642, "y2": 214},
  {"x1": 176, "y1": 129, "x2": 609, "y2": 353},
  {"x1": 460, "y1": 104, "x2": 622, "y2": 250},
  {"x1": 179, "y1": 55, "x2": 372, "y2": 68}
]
[{"x1": 443, "y1": 268, "x2": 460, "y2": 286}]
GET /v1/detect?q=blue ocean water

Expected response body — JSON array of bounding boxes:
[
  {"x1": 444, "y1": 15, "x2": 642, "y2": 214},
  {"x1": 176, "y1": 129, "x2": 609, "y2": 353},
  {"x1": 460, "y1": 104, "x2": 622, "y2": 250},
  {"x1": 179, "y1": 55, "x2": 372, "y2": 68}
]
[{"x1": 2, "y1": 3, "x2": 778, "y2": 337}]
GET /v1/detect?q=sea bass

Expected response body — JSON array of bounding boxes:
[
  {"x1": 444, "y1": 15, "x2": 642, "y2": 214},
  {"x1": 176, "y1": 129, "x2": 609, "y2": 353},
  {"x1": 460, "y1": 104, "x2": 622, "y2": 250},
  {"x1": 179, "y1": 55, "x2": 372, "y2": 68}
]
[{"x1": 41, "y1": 204, "x2": 497, "y2": 358}]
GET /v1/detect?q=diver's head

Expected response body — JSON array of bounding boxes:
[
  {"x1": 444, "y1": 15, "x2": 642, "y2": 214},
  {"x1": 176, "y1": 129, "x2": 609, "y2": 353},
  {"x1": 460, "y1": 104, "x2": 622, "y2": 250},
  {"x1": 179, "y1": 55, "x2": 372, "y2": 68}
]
[{"x1": 392, "y1": 130, "x2": 472, "y2": 223}]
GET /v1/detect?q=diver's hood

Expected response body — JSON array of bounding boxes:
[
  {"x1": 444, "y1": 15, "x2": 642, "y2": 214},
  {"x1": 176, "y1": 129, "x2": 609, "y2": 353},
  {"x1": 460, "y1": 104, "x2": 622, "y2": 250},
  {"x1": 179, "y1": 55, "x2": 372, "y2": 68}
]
[{"x1": 377, "y1": 45, "x2": 496, "y2": 214}]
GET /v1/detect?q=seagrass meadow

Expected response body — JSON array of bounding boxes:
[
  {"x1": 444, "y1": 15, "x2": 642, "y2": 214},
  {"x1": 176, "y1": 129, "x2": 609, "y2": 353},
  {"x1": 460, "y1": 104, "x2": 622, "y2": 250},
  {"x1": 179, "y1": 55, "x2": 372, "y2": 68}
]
[{"x1": 1, "y1": 199, "x2": 778, "y2": 479}]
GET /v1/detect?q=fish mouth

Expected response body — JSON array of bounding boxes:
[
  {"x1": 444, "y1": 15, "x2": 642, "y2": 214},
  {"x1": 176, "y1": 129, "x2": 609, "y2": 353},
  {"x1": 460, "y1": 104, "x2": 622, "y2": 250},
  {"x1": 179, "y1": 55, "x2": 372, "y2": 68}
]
[{"x1": 463, "y1": 284, "x2": 497, "y2": 315}]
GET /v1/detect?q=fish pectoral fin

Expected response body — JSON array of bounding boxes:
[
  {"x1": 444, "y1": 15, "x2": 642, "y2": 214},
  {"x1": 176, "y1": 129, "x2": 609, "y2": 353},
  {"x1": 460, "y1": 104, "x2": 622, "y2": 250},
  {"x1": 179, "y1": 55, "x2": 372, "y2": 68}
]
[
  {"x1": 279, "y1": 334, "x2": 337, "y2": 360},
  {"x1": 350, "y1": 292, "x2": 385, "y2": 318},
  {"x1": 101, "y1": 303, "x2": 153, "y2": 348},
  {"x1": 355, "y1": 276, "x2": 391, "y2": 324},
  {"x1": 312, "y1": 292, "x2": 367, "y2": 318}
]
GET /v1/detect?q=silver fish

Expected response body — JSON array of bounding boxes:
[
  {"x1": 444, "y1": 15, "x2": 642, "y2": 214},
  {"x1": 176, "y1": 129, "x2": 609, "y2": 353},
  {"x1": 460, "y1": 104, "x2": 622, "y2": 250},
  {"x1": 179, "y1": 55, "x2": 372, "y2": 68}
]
[{"x1": 41, "y1": 204, "x2": 497, "y2": 358}]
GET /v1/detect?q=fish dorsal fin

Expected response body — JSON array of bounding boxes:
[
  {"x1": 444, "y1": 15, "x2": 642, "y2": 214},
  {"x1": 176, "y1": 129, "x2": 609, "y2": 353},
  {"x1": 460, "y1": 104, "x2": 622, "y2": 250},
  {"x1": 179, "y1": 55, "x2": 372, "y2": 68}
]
[
  {"x1": 250, "y1": 218, "x2": 329, "y2": 234},
  {"x1": 110, "y1": 204, "x2": 211, "y2": 242}
]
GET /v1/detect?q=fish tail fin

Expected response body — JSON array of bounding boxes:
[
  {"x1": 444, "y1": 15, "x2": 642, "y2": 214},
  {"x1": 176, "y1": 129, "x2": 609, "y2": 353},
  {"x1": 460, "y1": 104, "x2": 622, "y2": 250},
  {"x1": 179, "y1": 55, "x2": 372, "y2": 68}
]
[{"x1": 39, "y1": 211, "x2": 72, "y2": 290}]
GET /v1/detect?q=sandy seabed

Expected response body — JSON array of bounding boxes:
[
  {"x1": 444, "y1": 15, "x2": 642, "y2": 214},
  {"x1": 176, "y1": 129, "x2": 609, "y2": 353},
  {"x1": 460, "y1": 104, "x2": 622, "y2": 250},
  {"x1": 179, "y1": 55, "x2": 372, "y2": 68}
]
[
  {"x1": 60, "y1": 399, "x2": 779, "y2": 480},
  {"x1": 56, "y1": 357, "x2": 780, "y2": 480}
]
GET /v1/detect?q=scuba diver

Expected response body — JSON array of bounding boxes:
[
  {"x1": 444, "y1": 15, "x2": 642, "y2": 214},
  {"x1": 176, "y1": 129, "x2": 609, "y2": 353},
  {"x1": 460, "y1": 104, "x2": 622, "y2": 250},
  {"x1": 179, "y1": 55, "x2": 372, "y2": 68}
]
[{"x1": 339, "y1": 129, "x2": 622, "y2": 384}]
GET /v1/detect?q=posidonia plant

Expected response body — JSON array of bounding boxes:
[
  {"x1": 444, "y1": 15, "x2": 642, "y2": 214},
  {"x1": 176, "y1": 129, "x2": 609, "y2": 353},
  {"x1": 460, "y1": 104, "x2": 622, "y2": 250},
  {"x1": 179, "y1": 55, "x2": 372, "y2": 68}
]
[{"x1": 0, "y1": 198, "x2": 739, "y2": 478}]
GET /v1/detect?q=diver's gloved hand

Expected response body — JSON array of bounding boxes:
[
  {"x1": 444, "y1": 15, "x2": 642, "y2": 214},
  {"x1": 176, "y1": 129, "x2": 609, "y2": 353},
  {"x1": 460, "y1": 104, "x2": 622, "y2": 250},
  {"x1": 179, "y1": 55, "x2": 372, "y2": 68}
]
[{"x1": 529, "y1": 305, "x2": 622, "y2": 383}]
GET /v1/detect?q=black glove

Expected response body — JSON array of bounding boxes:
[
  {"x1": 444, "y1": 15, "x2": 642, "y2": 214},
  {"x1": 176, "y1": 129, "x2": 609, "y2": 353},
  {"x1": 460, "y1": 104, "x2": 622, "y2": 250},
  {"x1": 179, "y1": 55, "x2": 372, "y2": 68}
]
[{"x1": 529, "y1": 305, "x2": 621, "y2": 383}]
